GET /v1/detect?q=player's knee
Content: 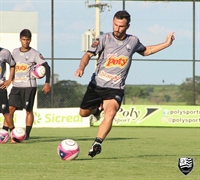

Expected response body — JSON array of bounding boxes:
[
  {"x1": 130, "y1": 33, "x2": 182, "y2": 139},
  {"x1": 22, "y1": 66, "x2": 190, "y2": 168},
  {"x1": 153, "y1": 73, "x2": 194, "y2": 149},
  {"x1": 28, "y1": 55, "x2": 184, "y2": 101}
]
[
  {"x1": 9, "y1": 106, "x2": 16, "y2": 114},
  {"x1": 26, "y1": 110, "x2": 33, "y2": 117},
  {"x1": 79, "y1": 109, "x2": 90, "y2": 117},
  {"x1": 105, "y1": 109, "x2": 117, "y2": 119}
]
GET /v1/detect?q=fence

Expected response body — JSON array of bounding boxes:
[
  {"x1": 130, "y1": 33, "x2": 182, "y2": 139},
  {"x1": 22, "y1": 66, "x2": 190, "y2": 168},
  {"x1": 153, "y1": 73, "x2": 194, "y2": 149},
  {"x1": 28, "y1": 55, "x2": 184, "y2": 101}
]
[{"x1": 36, "y1": 58, "x2": 200, "y2": 108}]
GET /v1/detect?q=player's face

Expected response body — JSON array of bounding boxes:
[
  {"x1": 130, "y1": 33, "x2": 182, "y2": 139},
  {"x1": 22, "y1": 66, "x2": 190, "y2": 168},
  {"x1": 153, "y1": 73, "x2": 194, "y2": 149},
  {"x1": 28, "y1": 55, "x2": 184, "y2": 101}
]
[
  {"x1": 113, "y1": 17, "x2": 130, "y2": 40},
  {"x1": 20, "y1": 36, "x2": 31, "y2": 49}
]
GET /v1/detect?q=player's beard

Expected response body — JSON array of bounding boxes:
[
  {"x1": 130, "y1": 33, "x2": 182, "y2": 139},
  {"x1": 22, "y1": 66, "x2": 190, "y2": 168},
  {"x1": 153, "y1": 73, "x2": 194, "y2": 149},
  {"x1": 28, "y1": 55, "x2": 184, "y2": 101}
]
[{"x1": 113, "y1": 30, "x2": 126, "y2": 40}]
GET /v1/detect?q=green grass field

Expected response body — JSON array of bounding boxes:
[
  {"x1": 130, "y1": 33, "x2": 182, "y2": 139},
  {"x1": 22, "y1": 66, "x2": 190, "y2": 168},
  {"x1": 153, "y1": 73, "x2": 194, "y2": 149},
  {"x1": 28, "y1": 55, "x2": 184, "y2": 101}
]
[{"x1": 0, "y1": 127, "x2": 199, "y2": 180}]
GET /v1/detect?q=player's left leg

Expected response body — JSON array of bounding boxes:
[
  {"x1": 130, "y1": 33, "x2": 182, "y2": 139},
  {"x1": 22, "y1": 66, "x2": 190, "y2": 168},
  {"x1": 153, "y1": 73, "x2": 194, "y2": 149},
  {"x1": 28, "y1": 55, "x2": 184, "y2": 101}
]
[
  {"x1": 24, "y1": 87, "x2": 37, "y2": 140},
  {"x1": 25, "y1": 110, "x2": 34, "y2": 140}
]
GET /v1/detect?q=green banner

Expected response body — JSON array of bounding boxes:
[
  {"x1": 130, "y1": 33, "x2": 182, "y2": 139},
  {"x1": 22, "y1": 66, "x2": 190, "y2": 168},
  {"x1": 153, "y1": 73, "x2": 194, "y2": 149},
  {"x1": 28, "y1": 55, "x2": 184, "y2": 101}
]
[{"x1": 93, "y1": 105, "x2": 200, "y2": 127}]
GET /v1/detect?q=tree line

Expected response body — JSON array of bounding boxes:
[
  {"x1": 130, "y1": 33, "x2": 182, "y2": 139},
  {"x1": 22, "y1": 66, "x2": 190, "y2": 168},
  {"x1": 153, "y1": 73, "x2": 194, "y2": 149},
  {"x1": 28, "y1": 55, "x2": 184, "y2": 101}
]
[{"x1": 37, "y1": 76, "x2": 200, "y2": 108}]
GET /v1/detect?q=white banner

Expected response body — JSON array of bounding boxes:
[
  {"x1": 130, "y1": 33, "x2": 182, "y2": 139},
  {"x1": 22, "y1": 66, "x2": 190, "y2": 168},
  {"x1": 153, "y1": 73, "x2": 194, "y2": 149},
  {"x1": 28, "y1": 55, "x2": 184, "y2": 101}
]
[{"x1": 0, "y1": 108, "x2": 90, "y2": 128}]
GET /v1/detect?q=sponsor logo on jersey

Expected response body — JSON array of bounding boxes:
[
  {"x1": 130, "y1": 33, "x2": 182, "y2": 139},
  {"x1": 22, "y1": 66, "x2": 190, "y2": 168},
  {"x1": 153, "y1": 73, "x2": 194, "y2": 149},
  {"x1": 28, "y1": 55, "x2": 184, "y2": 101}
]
[
  {"x1": 16, "y1": 63, "x2": 28, "y2": 72},
  {"x1": 98, "y1": 70, "x2": 121, "y2": 84},
  {"x1": 104, "y1": 55, "x2": 128, "y2": 68}
]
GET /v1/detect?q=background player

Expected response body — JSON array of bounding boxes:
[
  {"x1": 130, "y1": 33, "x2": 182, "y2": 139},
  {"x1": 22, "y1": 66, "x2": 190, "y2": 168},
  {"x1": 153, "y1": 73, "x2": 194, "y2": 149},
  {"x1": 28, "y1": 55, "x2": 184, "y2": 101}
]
[
  {"x1": 3, "y1": 29, "x2": 51, "y2": 140},
  {"x1": 0, "y1": 47, "x2": 15, "y2": 134},
  {"x1": 75, "y1": 10, "x2": 175, "y2": 157}
]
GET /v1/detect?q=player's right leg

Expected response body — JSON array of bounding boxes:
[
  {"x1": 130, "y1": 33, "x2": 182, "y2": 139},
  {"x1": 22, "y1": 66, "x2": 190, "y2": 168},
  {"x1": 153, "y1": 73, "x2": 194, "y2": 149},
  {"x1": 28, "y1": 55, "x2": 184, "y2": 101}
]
[
  {"x1": 0, "y1": 89, "x2": 15, "y2": 132},
  {"x1": 88, "y1": 99, "x2": 119, "y2": 158}
]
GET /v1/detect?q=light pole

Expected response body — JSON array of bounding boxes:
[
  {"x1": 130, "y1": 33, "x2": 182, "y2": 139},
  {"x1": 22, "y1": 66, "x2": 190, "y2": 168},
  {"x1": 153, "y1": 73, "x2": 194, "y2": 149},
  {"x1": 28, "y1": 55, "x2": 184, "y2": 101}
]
[
  {"x1": 51, "y1": 0, "x2": 54, "y2": 107},
  {"x1": 192, "y1": 0, "x2": 196, "y2": 105}
]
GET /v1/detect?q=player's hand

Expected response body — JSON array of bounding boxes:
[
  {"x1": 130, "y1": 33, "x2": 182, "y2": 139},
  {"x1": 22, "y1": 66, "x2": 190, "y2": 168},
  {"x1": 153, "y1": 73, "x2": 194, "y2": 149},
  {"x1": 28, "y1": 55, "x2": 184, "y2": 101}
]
[
  {"x1": 74, "y1": 68, "x2": 84, "y2": 78},
  {"x1": 166, "y1": 32, "x2": 175, "y2": 46},
  {"x1": 4, "y1": 80, "x2": 12, "y2": 88},
  {"x1": 42, "y1": 83, "x2": 51, "y2": 94},
  {"x1": 0, "y1": 80, "x2": 11, "y2": 89}
]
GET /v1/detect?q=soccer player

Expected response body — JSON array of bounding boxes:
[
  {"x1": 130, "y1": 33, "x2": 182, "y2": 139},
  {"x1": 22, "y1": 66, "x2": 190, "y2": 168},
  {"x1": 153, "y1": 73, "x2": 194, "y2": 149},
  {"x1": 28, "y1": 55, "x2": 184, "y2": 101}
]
[
  {"x1": 74, "y1": 10, "x2": 175, "y2": 157},
  {"x1": 3, "y1": 29, "x2": 51, "y2": 140},
  {"x1": 0, "y1": 47, "x2": 15, "y2": 133}
]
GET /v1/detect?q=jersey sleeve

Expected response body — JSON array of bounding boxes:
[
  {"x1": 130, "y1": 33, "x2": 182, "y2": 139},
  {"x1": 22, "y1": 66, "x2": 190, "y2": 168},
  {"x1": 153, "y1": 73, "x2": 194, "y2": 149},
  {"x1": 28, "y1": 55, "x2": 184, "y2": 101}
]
[
  {"x1": 87, "y1": 34, "x2": 106, "y2": 56},
  {"x1": 5, "y1": 50, "x2": 16, "y2": 67},
  {"x1": 135, "y1": 39, "x2": 146, "y2": 52},
  {"x1": 35, "y1": 51, "x2": 46, "y2": 64}
]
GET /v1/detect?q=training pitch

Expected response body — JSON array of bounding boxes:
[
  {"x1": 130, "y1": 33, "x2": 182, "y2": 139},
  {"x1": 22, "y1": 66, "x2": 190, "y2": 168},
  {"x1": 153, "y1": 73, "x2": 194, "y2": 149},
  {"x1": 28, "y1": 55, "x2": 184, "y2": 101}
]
[{"x1": 0, "y1": 127, "x2": 199, "y2": 180}]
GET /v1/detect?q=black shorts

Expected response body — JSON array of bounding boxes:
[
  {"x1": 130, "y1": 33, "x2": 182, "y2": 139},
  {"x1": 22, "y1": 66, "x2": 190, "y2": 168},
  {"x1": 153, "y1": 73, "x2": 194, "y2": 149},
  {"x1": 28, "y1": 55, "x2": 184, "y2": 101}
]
[
  {"x1": 9, "y1": 87, "x2": 37, "y2": 111},
  {"x1": 80, "y1": 83, "x2": 124, "y2": 109},
  {"x1": 0, "y1": 89, "x2": 9, "y2": 114}
]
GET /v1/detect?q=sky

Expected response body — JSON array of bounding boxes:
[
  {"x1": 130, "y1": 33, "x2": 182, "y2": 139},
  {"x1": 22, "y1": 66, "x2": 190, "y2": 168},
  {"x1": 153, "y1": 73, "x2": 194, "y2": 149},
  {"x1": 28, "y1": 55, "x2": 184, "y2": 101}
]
[{"x1": 0, "y1": 0, "x2": 200, "y2": 85}]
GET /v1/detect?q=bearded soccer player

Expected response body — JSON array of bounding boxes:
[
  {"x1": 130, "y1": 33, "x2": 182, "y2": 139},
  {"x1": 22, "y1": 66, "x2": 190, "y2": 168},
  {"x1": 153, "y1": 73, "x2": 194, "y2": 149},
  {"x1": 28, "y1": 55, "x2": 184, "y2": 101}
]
[
  {"x1": 0, "y1": 47, "x2": 15, "y2": 134},
  {"x1": 74, "y1": 10, "x2": 175, "y2": 157},
  {"x1": 3, "y1": 29, "x2": 51, "y2": 140}
]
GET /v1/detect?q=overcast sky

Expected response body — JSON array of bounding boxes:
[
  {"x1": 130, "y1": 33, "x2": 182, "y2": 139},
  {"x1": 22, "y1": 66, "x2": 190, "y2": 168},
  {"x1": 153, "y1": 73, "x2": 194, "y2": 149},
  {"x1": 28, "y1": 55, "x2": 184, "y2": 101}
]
[{"x1": 0, "y1": 0, "x2": 199, "y2": 85}]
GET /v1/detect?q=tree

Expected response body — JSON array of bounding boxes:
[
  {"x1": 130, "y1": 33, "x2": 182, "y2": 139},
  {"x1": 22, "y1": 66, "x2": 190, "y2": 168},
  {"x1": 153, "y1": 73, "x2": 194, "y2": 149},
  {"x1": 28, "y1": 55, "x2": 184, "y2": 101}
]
[
  {"x1": 178, "y1": 76, "x2": 200, "y2": 105},
  {"x1": 124, "y1": 86, "x2": 153, "y2": 104},
  {"x1": 37, "y1": 80, "x2": 85, "y2": 108}
]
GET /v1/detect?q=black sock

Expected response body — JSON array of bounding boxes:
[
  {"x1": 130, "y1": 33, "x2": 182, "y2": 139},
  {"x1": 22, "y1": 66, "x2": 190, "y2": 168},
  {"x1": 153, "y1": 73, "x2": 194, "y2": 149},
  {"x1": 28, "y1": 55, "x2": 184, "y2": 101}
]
[
  {"x1": 2, "y1": 125, "x2": 9, "y2": 131},
  {"x1": 94, "y1": 137, "x2": 103, "y2": 144},
  {"x1": 26, "y1": 126, "x2": 32, "y2": 137}
]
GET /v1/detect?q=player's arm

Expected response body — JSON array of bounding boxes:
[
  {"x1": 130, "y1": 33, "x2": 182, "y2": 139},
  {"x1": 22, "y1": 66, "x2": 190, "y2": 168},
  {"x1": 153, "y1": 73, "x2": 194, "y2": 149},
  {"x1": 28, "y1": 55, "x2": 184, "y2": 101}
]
[
  {"x1": 2, "y1": 66, "x2": 15, "y2": 89},
  {"x1": 139, "y1": 32, "x2": 175, "y2": 56},
  {"x1": 42, "y1": 62, "x2": 51, "y2": 94},
  {"x1": 74, "y1": 51, "x2": 94, "y2": 77}
]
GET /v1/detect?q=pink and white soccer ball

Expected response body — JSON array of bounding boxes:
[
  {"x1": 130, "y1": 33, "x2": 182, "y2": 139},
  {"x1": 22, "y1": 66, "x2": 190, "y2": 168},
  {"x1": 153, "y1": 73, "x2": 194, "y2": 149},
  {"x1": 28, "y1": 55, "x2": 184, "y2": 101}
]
[
  {"x1": 11, "y1": 127, "x2": 26, "y2": 142},
  {"x1": 32, "y1": 64, "x2": 46, "y2": 79},
  {"x1": 0, "y1": 129, "x2": 10, "y2": 144},
  {"x1": 57, "y1": 139, "x2": 80, "y2": 160}
]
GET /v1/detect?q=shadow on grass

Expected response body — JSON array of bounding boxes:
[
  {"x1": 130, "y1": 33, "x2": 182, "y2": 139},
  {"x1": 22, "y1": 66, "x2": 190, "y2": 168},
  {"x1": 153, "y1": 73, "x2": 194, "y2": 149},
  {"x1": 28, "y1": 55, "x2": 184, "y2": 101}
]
[
  {"x1": 78, "y1": 154, "x2": 200, "y2": 160},
  {"x1": 23, "y1": 136, "x2": 140, "y2": 143}
]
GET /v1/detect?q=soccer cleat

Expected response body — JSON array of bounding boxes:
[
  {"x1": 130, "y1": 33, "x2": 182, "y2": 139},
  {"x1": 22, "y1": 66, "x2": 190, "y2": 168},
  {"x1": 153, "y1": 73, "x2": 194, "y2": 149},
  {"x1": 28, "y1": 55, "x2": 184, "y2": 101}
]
[
  {"x1": 24, "y1": 136, "x2": 29, "y2": 140},
  {"x1": 88, "y1": 142, "x2": 102, "y2": 158}
]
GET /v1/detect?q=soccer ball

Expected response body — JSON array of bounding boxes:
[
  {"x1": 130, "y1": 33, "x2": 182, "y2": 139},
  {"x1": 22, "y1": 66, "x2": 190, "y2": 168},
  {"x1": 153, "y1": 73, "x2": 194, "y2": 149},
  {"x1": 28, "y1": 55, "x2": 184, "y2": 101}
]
[
  {"x1": 57, "y1": 139, "x2": 80, "y2": 160},
  {"x1": 0, "y1": 129, "x2": 10, "y2": 144},
  {"x1": 32, "y1": 64, "x2": 46, "y2": 79},
  {"x1": 11, "y1": 128, "x2": 26, "y2": 142}
]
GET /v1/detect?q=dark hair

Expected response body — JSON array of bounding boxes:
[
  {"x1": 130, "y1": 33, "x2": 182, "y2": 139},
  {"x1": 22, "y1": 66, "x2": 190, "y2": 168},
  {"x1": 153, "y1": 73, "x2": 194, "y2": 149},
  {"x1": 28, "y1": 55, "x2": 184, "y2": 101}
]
[
  {"x1": 113, "y1": 10, "x2": 131, "y2": 24},
  {"x1": 20, "y1": 29, "x2": 32, "y2": 39}
]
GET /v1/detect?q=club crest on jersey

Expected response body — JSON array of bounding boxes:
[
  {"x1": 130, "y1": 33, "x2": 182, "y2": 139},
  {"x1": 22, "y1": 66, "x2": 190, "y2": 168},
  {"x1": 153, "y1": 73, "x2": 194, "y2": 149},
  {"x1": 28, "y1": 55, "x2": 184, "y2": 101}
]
[
  {"x1": 104, "y1": 56, "x2": 128, "y2": 68},
  {"x1": 39, "y1": 54, "x2": 45, "y2": 60},
  {"x1": 91, "y1": 38, "x2": 99, "y2": 48},
  {"x1": 126, "y1": 44, "x2": 131, "y2": 52}
]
